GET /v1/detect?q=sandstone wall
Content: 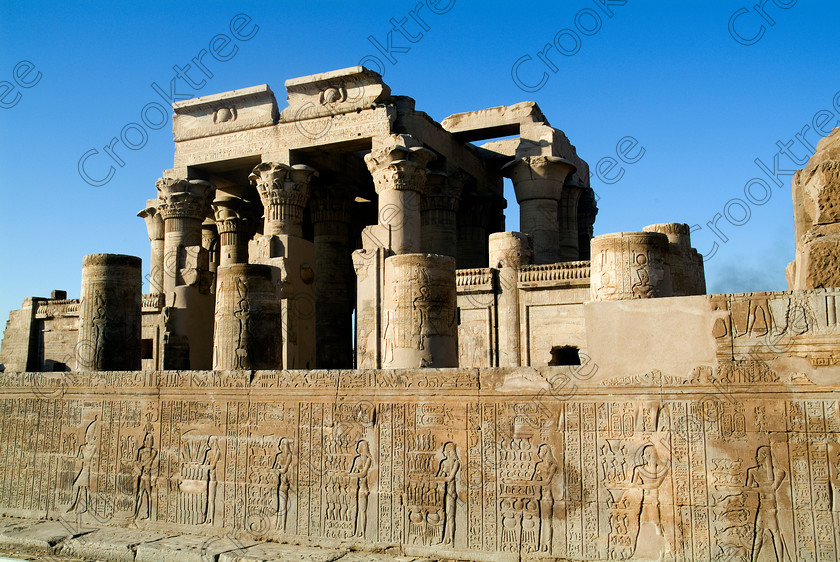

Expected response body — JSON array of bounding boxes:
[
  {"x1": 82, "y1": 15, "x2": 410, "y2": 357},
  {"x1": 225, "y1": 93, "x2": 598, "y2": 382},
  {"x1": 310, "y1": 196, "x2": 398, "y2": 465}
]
[{"x1": 1, "y1": 350, "x2": 839, "y2": 560}]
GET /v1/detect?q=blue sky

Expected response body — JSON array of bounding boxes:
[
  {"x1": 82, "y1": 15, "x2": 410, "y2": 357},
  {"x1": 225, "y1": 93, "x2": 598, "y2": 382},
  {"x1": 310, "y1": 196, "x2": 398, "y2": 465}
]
[{"x1": 1, "y1": 0, "x2": 838, "y2": 326}]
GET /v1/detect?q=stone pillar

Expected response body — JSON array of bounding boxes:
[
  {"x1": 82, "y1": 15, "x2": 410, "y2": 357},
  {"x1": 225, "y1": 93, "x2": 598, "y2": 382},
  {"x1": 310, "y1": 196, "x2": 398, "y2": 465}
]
[
  {"x1": 421, "y1": 172, "x2": 462, "y2": 257},
  {"x1": 310, "y1": 186, "x2": 354, "y2": 368},
  {"x1": 576, "y1": 187, "x2": 598, "y2": 261},
  {"x1": 489, "y1": 232, "x2": 533, "y2": 367},
  {"x1": 212, "y1": 197, "x2": 251, "y2": 266},
  {"x1": 137, "y1": 200, "x2": 164, "y2": 293},
  {"x1": 249, "y1": 161, "x2": 318, "y2": 369},
  {"x1": 156, "y1": 177, "x2": 215, "y2": 294},
  {"x1": 456, "y1": 192, "x2": 493, "y2": 268},
  {"x1": 557, "y1": 181, "x2": 583, "y2": 261},
  {"x1": 364, "y1": 134, "x2": 435, "y2": 255},
  {"x1": 590, "y1": 231, "x2": 672, "y2": 301},
  {"x1": 502, "y1": 156, "x2": 576, "y2": 265},
  {"x1": 212, "y1": 264, "x2": 282, "y2": 370},
  {"x1": 250, "y1": 161, "x2": 316, "y2": 238},
  {"x1": 382, "y1": 253, "x2": 458, "y2": 368},
  {"x1": 76, "y1": 254, "x2": 142, "y2": 371}
]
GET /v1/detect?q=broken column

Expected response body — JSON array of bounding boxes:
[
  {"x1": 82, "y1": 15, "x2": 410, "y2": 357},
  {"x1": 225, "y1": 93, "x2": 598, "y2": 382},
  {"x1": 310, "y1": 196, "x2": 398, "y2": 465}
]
[
  {"x1": 502, "y1": 155, "x2": 576, "y2": 265},
  {"x1": 382, "y1": 253, "x2": 458, "y2": 369},
  {"x1": 76, "y1": 254, "x2": 142, "y2": 371},
  {"x1": 249, "y1": 161, "x2": 318, "y2": 369},
  {"x1": 364, "y1": 134, "x2": 435, "y2": 255},
  {"x1": 489, "y1": 232, "x2": 533, "y2": 367},
  {"x1": 310, "y1": 185, "x2": 355, "y2": 368},
  {"x1": 643, "y1": 222, "x2": 706, "y2": 296},
  {"x1": 212, "y1": 264, "x2": 282, "y2": 370},
  {"x1": 137, "y1": 200, "x2": 164, "y2": 293},
  {"x1": 590, "y1": 231, "x2": 672, "y2": 301}
]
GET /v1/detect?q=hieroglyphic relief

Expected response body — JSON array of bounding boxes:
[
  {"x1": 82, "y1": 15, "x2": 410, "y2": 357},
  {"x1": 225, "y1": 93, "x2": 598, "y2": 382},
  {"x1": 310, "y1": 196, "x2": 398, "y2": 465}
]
[{"x1": 4, "y1": 374, "x2": 840, "y2": 560}]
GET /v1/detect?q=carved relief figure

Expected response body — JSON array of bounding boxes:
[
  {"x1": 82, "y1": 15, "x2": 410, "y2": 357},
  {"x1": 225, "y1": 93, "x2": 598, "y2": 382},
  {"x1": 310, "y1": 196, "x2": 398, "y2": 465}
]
[
  {"x1": 745, "y1": 446, "x2": 788, "y2": 561},
  {"x1": 133, "y1": 431, "x2": 157, "y2": 520},
  {"x1": 68, "y1": 419, "x2": 98, "y2": 514},
  {"x1": 273, "y1": 437, "x2": 293, "y2": 531},
  {"x1": 632, "y1": 267, "x2": 655, "y2": 299},
  {"x1": 348, "y1": 439, "x2": 372, "y2": 538},
  {"x1": 206, "y1": 436, "x2": 221, "y2": 525},
  {"x1": 630, "y1": 444, "x2": 669, "y2": 557},
  {"x1": 233, "y1": 276, "x2": 251, "y2": 369},
  {"x1": 435, "y1": 441, "x2": 460, "y2": 546},
  {"x1": 532, "y1": 443, "x2": 558, "y2": 552}
]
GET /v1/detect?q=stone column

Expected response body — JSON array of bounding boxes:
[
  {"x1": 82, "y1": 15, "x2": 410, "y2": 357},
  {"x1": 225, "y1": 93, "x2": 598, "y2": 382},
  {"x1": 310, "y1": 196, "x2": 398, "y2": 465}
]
[
  {"x1": 456, "y1": 192, "x2": 493, "y2": 268},
  {"x1": 76, "y1": 254, "x2": 142, "y2": 371},
  {"x1": 421, "y1": 172, "x2": 463, "y2": 257},
  {"x1": 576, "y1": 187, "x2": 598, "y2": 261},
  {"x1": 310, "y1": 186, "x2": 354, "y2": 368},
  {"x1": 382, "y1": 254, "x2": 458, "y2": 368},
  {"x1": 557, "y1": 181, "x2": 583, "y2": 261},
  {"x1": 489, "y1": 232, "x2": 533, "y2": 367},
  {"x1": 212, "y1": 196, "x2": 251, "y2": 266},
  {"x1": 212, "y1": 264, "x2": 282, "y2": 370},
  {"x1": 137, "y1": 200, "x2": 164, "y2": 293},
  {"x1": 364, "y1": 134, "x2": 435, "y2": 255},
  {"x1": 250, "y1": 161, "x2": 316, "y2": 238},
  {"x1": 249, "y1": 161, "x2": 318, "y2": 369},
  {"x1": 156, "y1": 177, "x2": 215, "y2": 294},
  {"x1": 590, "y1": 231, "x2": 672, "y2": 301},
  {"x1": 502, "y1": 156, "x2": 576, "y2": 265},
  {"x1": 643, "y1": 222, "x2": 706, "y2": 296}
]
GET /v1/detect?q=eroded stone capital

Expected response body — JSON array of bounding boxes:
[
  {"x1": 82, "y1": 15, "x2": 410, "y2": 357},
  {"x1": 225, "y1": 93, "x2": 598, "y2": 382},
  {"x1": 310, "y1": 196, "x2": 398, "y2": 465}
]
[
  {"x1": 212, "y1": 197, "x2": 252, "y2": 235},
  {"x1": 137, "y1": 203, "x2": 164, "y2": 241},
  {"x1": 309, "y1": 185, "x2": 354, "y2": 225},
  {"x1": 422, "y1": 172, "x2": 464, "y2": 213},
  {"x1": 364, "y1": 134, "x2": 435, "y2": 194},
  {"x1": 155, "y1": 177, "x2": 215, "y2": 221}
]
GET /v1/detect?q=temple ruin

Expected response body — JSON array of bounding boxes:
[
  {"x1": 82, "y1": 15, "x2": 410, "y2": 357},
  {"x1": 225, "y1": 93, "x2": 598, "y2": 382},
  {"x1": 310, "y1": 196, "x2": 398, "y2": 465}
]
[{"x1": 0, "y1": 67, "x2": 838, "y2": 561}]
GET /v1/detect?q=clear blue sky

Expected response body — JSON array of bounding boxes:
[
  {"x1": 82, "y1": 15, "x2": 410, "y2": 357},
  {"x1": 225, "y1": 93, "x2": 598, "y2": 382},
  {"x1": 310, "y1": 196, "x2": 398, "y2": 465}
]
[{"x1": 1, "y1": 0, "x2": 838, "y2": 326}]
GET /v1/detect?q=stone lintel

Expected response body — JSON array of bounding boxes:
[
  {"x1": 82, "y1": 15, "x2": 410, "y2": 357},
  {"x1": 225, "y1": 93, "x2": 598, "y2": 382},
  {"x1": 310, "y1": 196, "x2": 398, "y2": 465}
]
[
  {"x1": 172, "y1": 84, "x2": 279, "y2": 142},
  {"x1": 280, "y1": 66, "x2": 392, "y2": 123},
  {"x1": 441, "y1": 101, "x2": 548, "y2": 142}
]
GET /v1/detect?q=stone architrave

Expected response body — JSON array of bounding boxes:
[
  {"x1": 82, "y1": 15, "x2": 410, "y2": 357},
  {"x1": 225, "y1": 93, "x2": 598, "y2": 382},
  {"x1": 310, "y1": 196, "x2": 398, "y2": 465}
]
[
  {"x1": 212, "y1": 196, "x2": 251, "y2": 266},
  {"x1": 137, "y1": 200, "x2": 164, "y2": 293},
  {"x1": 310, "y1": 185, "x2": 355, "y2": 368},
  {"x1": 364, "y1": 134, "x2": 435, "y2": 255},
  {"x1": 212, "y1": 264, "x2": 282, "y2": 370},
  {"x1": 590, "y1": 231, "x2": 672, "y2": 301},
  {"x1": 382, "y1": 253, "x2": 458, "y2": 368},
  {"x1": 489, "y1": 232, "x2": 533, "y2": 367},
  {"x1": 502, "y1": 155, "x2": 576, "y2": 265},
  {"x1": 788, "y1": 126, "x2": 840, "y2": 289},
  {"x1": 76, "y1": 254, "x2": 142, "y2": 371},
  {"x1": 421, "y1": 172, "x2": 463, "y2": 257}
]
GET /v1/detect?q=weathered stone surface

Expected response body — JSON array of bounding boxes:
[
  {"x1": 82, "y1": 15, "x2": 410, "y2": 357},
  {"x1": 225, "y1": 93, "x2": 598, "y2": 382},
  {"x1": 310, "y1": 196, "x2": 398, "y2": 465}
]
[
  {"x1": 789, "y1": 126, "x2": 840, "y2": 289},
  {"x1": 3, "y1": 68, "x2": 840, "y2": 562}
]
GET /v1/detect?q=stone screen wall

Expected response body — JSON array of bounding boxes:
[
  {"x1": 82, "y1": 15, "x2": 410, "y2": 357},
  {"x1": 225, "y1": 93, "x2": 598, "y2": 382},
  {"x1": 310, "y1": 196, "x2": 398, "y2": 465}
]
[{"x1": 1, "y1": 368, "x2": 839, "y2": 560}]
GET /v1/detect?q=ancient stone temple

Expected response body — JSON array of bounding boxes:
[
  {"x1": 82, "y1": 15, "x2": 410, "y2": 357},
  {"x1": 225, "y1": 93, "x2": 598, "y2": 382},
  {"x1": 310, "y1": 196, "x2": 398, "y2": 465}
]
[{"x1": 0, "y1": 67, "x2": 838, "y2": 561}]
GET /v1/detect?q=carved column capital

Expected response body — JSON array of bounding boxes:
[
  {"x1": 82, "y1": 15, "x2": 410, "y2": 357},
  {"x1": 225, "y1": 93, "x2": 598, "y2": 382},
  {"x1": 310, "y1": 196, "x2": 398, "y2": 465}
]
[
  {"x1": 365, "y1": 134, "x2": 435, "y2": 194},
  {"x1": 212, "y1": 196, "x2": 251, "y2": 235},
  {"x1": 422, "y1": 172, "x2": 464, "y2": 213},
  {"x1": 137, "y1": 202, "x2": 164, "y2": 241},
  {"x1": 309, "y1": 186, "x2": 354, "y2": 225},
  {"x1": 155, "y1": 177, "x2": 215, "y2": 221},
  {"x1": 502, "y1": 155, "x2": 576, "y2": 202},
  {"x1": 249, "y1": 161, "x2": 317, "y2": 236}
]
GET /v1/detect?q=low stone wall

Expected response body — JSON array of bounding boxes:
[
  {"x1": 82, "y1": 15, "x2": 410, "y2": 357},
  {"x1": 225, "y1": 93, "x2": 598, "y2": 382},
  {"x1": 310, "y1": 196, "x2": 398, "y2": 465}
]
[{"x1": 1, "y1": 367, "x2": 839, "y2": 560}]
